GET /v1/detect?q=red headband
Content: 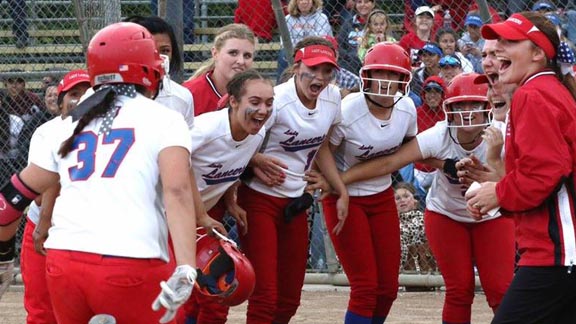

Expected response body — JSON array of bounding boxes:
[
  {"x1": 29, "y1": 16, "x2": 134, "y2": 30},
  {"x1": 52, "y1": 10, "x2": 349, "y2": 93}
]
[
  {"x1": 294, "y1": 45, "x2": 338, "y2": 69},
  {"x1": 481, "y1": 13, "x2": 556, "y2": 59}
]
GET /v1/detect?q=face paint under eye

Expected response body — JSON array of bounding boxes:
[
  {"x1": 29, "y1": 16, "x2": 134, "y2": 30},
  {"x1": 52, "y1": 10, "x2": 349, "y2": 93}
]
[
  {"x1": 244, "y1": 106, "x2": 259, "y2": 120},
  {"x1": 300, "y1": 72, "x2": 316, "y2": 81}
]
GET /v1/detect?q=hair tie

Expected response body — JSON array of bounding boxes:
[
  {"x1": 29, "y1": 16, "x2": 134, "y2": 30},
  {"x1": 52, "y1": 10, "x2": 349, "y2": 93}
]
[
  {"x1": 557, "y1": 41, "x2": 576, "y2": 77},
  {"x1": 217, "y1": 93, "x2": 230, "y2": 109}
]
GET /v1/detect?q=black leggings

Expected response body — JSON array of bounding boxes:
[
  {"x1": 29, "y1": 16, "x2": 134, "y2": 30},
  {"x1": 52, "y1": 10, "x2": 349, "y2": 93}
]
[{"x1": 492, "y1": 266, "x2": 576, "y2": 324}]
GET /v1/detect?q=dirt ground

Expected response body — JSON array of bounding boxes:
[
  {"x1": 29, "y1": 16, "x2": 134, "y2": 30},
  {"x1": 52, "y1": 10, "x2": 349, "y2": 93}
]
[{"x1": 0, "y1": 285, "x2": 494, "y2": 324}]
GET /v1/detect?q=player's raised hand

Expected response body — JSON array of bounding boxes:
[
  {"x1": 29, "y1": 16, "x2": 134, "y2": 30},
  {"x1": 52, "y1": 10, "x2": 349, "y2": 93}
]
[{"x1": 152, "y1": 265, "x2": 197, "y2": 323}]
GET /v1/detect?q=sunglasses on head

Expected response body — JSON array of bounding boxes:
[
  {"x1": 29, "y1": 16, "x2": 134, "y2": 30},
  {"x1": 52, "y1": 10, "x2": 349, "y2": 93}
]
[{"x1": 439, "y1": 56, "x2": 461, "y2": 68}]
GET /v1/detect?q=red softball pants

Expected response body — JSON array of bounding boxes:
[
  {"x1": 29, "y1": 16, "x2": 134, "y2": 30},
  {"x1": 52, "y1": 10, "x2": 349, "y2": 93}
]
[
  {"x1": 237, "y1": 185, "x2": 309, "y2": 324},
  {"x1": 425, "y1": 210, "x2": 515, "y2": 324},
  {"x1": 45, "y1": 249, "x2": 175, "y2": 324},
  {"x1": 20, "y1": 217, "x2": 57, "y2": 324},
  {"x1": 322, "y1": 188, "x2": 400, "y2": 319}
]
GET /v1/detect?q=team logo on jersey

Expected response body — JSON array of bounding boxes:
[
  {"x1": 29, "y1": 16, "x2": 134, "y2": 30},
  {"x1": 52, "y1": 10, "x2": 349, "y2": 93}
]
[
  {"x1": 355, "y1": 144, "x2": 400, "y2": 161},
  {"x1": 279, "y1": 129, "x2": 326, "y2": 152},
  {"x1": 202, "y1": 163, "x2": 246, "y2": 185}
]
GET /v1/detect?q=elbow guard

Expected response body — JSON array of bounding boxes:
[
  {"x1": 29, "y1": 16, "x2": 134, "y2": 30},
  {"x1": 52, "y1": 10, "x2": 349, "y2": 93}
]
[{"x1": 0, "y1": 174, "x2": 39, "y2": 226}]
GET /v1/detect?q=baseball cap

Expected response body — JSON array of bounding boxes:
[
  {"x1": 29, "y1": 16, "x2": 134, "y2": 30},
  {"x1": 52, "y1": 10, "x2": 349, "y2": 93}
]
[
  {"x1": 481, "y1": 13, "x2": 556, "y2": 59},
  {"x1": 57, "y1": 69, "x2": 90, "y2": 96},
  {"x1": 532, "y1": 1, "x2": 555, "y2": 11},
  {"x1": 415, "y1": 6, "x2": 434, "y2": 18},
  {"x1": 545, "y1": 12, "x2": 561, "y2": 26},
  {"x1": 418, "y1": 42, "x2": 443, "y2": 57},
  {"x1": 424, "y1": 81, "x2": 444, "y2": 92},
  {"x1": 294, "y1": 45, "x2": 339, "y2": 69},
  {"x1": 464, "y1": 14, "x2": 483, "y2": 27},
  {"x1": 439, "y1": 54, "x2": 461, "y2": 68}
]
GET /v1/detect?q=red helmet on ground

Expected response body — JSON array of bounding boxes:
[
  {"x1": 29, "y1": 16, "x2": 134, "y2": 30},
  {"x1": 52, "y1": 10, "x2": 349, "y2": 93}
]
[
  {"x1": 195, "y1": 231, "x2": 255, "y2": 306},
  {"x1": 443, "y1": 73, "x2": 491, "y2": 128},
  {"x1": 87, "y1": 22, "x2": 164, "y2": 93},
  {"x1": 360, "y1": 42, "x2": 412, "y2": 97}
]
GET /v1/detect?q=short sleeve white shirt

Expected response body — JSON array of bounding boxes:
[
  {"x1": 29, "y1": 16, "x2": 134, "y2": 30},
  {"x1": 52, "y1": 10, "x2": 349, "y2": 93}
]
[
  {"x1": 191, "y1": 109, "x2": 265, "y2": 210},
  {"x1": 331, "y1": 93, "x2": 417, "y2": 196},
  {"x1": 38, "y1": 94, "x2": 191, "y2": 261},
  {"x1": 246, "y1": 78, "x2": 342, "y2": 198}
]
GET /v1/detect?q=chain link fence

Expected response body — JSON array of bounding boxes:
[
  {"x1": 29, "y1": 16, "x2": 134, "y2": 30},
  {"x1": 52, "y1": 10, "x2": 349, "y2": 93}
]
[{"x1": 2, "y1": 0, "x2": 558, "y2": 282}]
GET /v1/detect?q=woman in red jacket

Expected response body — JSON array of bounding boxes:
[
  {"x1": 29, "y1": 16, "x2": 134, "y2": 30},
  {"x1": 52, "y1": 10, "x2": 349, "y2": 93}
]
[{"x1": 467, "y1": 12, "x2": 576, "y2": 324}]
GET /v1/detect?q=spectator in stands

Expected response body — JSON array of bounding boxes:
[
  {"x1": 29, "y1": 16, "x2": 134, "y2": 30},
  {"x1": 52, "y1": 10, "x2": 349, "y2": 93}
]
[
  {"x1": 409, "y1": 42, "x2": 442, "y2": 104},
  {"x1": 438, "y1": 54, "x2": 463, "y2": 83},
  {"x1": 42, "y1": 84, "x2": 59, "y2": 116},
  {"x1": 1, "y1": 72, "x2": 44, "y2": 118},
  {"x1": 395, "y1": 182, "x2": 435, "y2": 275},
  {"x1": 337, "y1": 0, "x2": 375, "y2": 74},
  {"x1": 40, "y1": 71, "x2": 60, "y2": 95},
  {"x1": 403, "y1": 1, "x2": 441, "y2": 34},
  {"x1": 532, "y1": 0, "x2": 556, "y2": 12},
  {"x1": 1, "y1": 0, "x2": 28, "y2": 48},
  {"x1": 324, "y1": 35, "x2": 360, "y2": 97},
  {"x1": 150, "y1": 0, "x2": 195, "y2": 44},
  {"x1": 358, "y1": 9, "x2": 396, "y2": 62},
  {"x1": 399, "y1": 5, "x2": 436, "y2": 67},
  {"x1": 414, "y1": 76, "x2": 445, "y2": 191},
  {"x1": 436, "y1": 28, "x2": 474, "y2": 73},
  {"x1": 183, "y1": 23, "x2": 256, "y2": 117},
  {"x1": 277, "y1": 0, "x2": 333, "y2": 82},
  {"x1": 458, "y1": 13, "x2": 484, "y2": 73},
  {"x1": 235, "y1": 0, "x2": 285, "y2": 42},
  {"x1": 323, "y1": 0, "x2": 354, "y2": 26}
]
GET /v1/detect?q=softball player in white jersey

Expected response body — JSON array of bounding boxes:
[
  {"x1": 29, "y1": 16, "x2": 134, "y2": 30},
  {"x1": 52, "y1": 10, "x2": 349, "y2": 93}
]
[
  {"x1": 0, "y1": 22, "x2": 198, "y2": 324},
  {"x1": 331, "y1": 73, "x2": 515, "y2": 324},
  {"x1": 237, "y1": 36, "x2": 348, "y2": 324},
  {"x1": 322, "y1": 42, "x2": 417, "y2": 324},
  {"x1": 124, "y1": 15, "x2": 195, "y2": 129},
  {"x1": 19, "y1": 69, "x2": 91, "y2": 324},
  {"x1": 178, "y1": 69, "x2": 274, "y2": 324}
]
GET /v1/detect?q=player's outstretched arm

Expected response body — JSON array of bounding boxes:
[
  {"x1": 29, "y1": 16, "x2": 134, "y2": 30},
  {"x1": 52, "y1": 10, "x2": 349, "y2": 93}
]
[
  {"x1": 340, "y1": 138, "x2": 423, "y2": 185},
  {"x1": 154, "y1": 146, "x2": 197, "y2": 323}
]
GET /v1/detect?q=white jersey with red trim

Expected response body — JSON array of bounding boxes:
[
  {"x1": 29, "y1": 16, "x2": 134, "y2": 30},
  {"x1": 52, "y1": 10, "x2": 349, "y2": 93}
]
[
  {"x1": 331, "y1": 92, "x2": 417, "y2": 196},
  {"x1": 246, "y1": 77, "x2": 342, "y2": 198},
  {"x1": 417, "y1": 120, "x2": 505, "y2": 223},
  {"x1": 32, "y1": 94, "x2": 191, "y2": 261},
  {"x1": 156, "y1": 78, "x2": 195, "y2": 129},
  {"x1": 191, "y1": 108, "x2": 265, "y2": 210}
]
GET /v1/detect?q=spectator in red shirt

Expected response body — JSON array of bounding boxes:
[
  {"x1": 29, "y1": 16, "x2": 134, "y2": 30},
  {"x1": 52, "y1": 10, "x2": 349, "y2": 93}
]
[{"x1": 399, "y1": 6, "x2": 436, "y2": 67}]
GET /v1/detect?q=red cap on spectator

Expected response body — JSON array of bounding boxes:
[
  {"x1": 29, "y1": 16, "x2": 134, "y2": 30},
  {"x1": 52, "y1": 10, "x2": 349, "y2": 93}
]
[
  {"x1": 294, "y1": 45, "x2": 339, "y2": 69},
  {"x1": 57, "y1": 69, "x2": 90, "y2": 96}
]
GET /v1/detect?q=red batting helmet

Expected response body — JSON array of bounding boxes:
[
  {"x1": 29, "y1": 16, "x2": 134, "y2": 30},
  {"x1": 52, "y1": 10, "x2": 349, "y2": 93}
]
[
  {"x1": 195, "y1": 231, "x2": 255, "y2": 306},
  {"x1": 87, "y1": 22, "x2": 164, "y2": 93},
  {"x1": 360, "y1": 42, "x2": 412, "y2": 97},
  {"x1": 443, "y1": 73, "x2": 491, "y2": 128}
]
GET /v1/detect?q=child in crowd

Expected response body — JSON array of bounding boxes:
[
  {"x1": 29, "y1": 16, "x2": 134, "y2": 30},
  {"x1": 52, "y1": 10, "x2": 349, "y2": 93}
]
[{"x1": 358, "y1": 9, "x2": 396, "y2": 62}]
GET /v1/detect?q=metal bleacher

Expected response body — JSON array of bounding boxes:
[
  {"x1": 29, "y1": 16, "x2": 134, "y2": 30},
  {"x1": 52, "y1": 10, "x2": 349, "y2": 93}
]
[{"x1": 0, "y1": 0, "x2": 280, "y2": 91}]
